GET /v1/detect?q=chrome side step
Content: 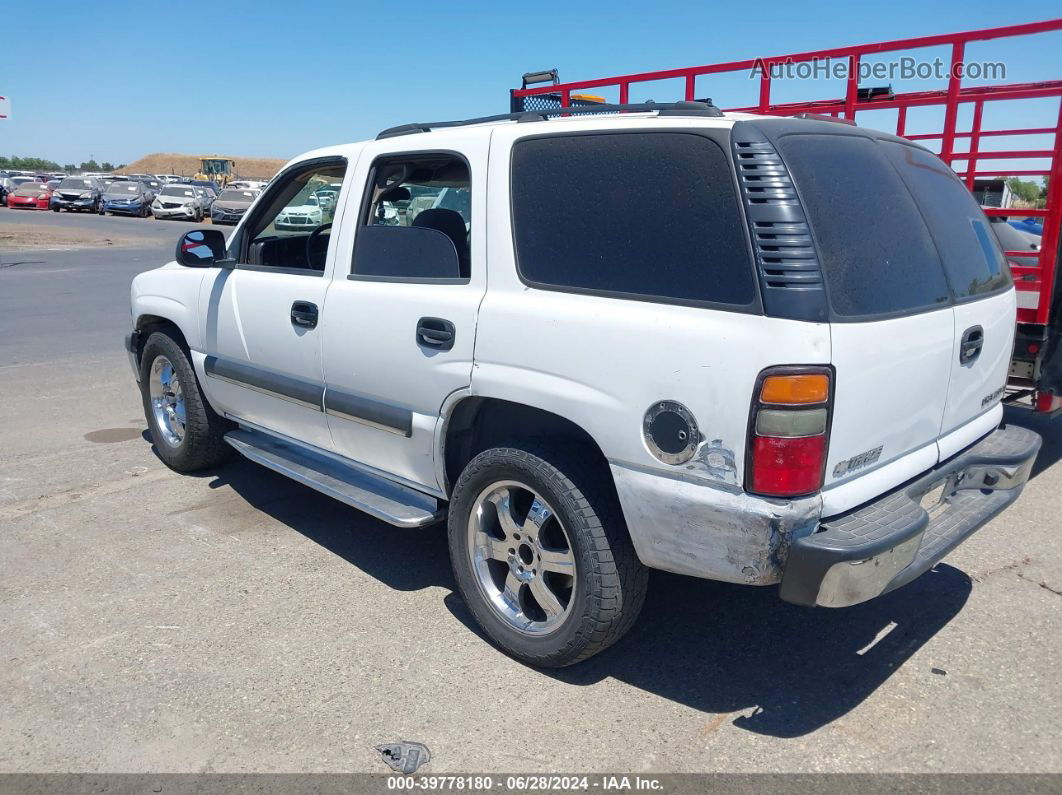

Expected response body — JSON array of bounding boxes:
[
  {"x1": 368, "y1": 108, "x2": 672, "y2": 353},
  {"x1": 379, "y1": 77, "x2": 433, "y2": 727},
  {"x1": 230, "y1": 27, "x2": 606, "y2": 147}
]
[{"x1": 224, "y1": 429, "x2": 445, "y2": 528}]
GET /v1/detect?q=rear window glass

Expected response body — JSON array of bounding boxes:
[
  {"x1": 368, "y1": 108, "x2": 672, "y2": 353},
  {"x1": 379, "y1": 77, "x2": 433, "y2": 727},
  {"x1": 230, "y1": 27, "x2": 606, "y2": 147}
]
[
  {"x1": 778, "y1": 134, "x2": 951, "y2": 317},
  {"x1": 882, "y1": 142, "x2": 1010, "y2": 298},
  {"x1": 511, "y1": 133, "x2": 756, "y2": 307}
]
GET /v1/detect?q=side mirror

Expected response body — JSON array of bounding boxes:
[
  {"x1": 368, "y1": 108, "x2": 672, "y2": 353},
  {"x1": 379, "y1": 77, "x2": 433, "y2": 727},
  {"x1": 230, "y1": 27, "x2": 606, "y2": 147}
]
[{"x1": 176, "y1": 229, "x2": 228, "y2": 267}]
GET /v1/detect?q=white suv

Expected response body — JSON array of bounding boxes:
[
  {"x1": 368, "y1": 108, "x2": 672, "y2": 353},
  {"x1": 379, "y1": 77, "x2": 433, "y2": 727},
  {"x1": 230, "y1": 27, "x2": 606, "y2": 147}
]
[{"x1": 125, "y1": 102, "x2": 1041, "y2": 667}]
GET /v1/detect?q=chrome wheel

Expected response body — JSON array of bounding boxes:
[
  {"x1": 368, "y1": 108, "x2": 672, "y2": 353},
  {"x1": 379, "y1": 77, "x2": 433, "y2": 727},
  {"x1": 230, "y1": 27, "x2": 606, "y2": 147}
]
[
  {"x1": 466, "y1": 480, "x2": 577, "y2": 636},
  {"x1": 148, "y1": 355, "x2": 186, "y2": 447}
]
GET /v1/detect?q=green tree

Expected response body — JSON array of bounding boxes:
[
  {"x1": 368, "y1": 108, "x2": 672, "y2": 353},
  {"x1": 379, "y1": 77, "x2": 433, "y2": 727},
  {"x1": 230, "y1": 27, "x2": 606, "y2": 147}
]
[
  {"x1": 63, "y1": 163, "x2": 76, "y2": 173},
  {"x1": 1006, "y1": 176, "x2": 1041, "y2": 205},
  {"x1": 100, "y1": 162, "x2": 114, "y2": 172},
  {"x1": 79, "y1": 159, "x2": 100, "y2": 172}
]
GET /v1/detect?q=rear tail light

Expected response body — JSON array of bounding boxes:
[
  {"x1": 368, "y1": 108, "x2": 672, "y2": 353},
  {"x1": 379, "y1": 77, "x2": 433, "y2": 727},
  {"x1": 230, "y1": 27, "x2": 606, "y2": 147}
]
[{"x1": 747, "y1": 367, "x2": 832, "y2": 497}]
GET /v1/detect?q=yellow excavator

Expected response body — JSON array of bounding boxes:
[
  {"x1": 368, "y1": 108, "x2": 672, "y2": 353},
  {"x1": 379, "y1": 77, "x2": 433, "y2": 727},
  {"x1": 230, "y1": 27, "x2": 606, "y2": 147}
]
[{"x1": 193, "y1": 157, "x2": 236, "y2": 186}]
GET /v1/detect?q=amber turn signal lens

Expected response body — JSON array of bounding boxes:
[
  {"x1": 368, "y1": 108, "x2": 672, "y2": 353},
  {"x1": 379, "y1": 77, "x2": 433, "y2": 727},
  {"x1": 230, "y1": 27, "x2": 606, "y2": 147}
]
[{"x1": 760, "y1": 374, "x2": 829, "y2": 405}]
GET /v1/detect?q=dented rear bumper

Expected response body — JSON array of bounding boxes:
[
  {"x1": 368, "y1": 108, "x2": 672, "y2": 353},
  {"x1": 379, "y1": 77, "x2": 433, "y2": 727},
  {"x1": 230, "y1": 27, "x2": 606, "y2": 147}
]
[
  {"x1": 780, "y1": 424, "x2": 1041, "y2": 607},
  {"x1": 611, "y1": 463, "x2": 822, "y2": 585}
]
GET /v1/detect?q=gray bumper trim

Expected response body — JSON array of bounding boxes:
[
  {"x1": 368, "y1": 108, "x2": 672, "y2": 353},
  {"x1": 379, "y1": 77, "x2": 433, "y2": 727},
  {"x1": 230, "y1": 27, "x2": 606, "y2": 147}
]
[{"x1": 780, "y1": 424, "x2": 1042, "y2": 608}]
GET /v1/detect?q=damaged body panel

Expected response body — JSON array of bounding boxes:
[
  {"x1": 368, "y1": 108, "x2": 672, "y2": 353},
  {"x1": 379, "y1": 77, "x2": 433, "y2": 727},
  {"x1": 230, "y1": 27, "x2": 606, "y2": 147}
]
[{"x1": 611, "y1": 462, "x2": 821, "y2": 584}]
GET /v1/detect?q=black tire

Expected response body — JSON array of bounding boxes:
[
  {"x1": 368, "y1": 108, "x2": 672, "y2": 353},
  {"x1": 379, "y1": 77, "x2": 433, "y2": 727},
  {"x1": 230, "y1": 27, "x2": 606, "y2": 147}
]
[
  {"x1": 448, "y1": 443, "x2": 647, "y2": 667},
  {"x1": 52, "y1": 206, "x2": 60, "y2": 212},
  {"x1": 138, "y1": 331, "x2": 232, "y2": 472}
]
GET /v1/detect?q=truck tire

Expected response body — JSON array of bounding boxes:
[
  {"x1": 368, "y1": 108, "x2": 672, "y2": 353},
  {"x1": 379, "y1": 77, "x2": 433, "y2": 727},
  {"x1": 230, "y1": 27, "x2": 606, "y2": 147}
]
[
  {"x1": 138, "y1": 331, "x2": 231, "y2": 472},
  {"x1": 448, "y1": 444, "x2": 647, "y2": 667}
]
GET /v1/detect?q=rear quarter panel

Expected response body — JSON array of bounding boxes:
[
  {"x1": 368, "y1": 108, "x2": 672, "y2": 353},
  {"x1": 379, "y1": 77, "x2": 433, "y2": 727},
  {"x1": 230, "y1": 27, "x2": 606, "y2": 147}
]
[{"x1": 480, "y1": 124, "x2": 830, "y2": 488}]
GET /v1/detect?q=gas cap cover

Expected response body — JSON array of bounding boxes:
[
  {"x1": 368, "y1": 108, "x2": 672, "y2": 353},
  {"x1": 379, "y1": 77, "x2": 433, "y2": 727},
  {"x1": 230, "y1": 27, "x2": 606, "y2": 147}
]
[{"x1": 644, "y1": 401, "x2": 700, "y2": 465}]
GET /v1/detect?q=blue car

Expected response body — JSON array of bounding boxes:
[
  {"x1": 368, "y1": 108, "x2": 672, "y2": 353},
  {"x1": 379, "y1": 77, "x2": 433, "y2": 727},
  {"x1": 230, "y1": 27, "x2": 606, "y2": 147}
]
[
  {"x1": 1008, "y1": 218, "x2": 1043, "y2": 236},
  {"x1": 99, "y1": 181, "x2": 152, "y2": 217}
]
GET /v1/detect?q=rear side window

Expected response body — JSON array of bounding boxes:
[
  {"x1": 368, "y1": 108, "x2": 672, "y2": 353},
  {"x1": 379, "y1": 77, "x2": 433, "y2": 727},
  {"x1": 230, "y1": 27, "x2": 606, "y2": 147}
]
[
  {"x1": 778, "y1": 134, "x2": 951, "y2": 318},
  {"x1": 511, "y1": 133, "x2": 757, "y2": 308},
  {"x1": 882, "y1": 142, "x2": 1011, "y2": 299}
]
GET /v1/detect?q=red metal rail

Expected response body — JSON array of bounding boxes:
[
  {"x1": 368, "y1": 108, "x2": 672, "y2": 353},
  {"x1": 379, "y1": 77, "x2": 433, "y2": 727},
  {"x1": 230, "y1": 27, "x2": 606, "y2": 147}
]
[{"x1": 512, "y1": 19, "x2": 1062, "y2": 327}]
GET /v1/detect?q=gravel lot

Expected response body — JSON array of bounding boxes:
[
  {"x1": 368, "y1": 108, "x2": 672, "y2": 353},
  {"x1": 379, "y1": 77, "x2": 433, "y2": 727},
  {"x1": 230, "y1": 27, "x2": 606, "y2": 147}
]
[{"x1": 1, "y1": 210, "x2": 1060, "y2": 774}]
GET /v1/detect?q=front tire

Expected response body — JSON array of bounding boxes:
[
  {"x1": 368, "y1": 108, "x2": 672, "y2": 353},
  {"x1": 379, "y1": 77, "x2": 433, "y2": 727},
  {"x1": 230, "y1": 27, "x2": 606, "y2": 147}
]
[
  {"x1": 139, "y1": 331, "x2": 232, "y2": 472},
  {"x1": 448, "y1": 444, "x2": 647, "y2": 667}
]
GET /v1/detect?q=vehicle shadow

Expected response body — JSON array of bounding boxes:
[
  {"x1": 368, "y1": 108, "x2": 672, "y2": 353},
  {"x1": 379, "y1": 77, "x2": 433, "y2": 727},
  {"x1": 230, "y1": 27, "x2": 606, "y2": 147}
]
[
  {"x1": 200, "y1": 455, "x2": 971, "y2": 739},
  {"x1": 1003, "y1": 405, "x2": 1059, "y2": 479},
  {"x1": 446, "y1": 565, "x2": 970, "y2": 738}
]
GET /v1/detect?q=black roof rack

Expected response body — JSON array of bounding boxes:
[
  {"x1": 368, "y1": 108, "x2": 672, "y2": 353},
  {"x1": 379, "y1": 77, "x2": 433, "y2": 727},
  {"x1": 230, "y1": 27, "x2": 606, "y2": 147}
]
[{"x1": 376, "y1": 101, "x2": 724, "y2": 140}]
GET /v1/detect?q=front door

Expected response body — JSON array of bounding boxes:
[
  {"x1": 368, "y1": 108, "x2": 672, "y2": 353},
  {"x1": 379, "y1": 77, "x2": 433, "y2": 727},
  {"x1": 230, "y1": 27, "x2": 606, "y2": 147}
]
[{"x1": 199, "y1": 157, "x2": 350, "y2": 450}]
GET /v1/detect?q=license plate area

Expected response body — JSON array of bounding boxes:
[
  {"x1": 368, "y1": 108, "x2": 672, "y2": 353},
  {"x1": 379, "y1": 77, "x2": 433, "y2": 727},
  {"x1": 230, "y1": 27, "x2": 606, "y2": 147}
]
[{"x1": 919, "y1": 480, "x2": 952, "y2": 519}]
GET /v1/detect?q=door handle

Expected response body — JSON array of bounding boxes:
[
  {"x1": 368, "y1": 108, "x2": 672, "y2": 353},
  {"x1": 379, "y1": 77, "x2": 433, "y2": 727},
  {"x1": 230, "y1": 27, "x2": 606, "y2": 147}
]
[
  {"x1": 960, "y1": 325, "x2": 983, "y2": 365},
  {"x1": 416, "y1": 317, "x2": 455, "y2": 351},
  {"x1": 291, "y1": 301, "x2": 319, "y2": 329}
]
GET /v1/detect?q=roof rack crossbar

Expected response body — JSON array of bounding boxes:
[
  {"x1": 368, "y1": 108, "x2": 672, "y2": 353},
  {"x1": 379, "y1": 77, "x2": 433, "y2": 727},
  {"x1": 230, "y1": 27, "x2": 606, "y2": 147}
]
[{"x1": 376, "y1": 101, "x2": 723, "y2": 139}]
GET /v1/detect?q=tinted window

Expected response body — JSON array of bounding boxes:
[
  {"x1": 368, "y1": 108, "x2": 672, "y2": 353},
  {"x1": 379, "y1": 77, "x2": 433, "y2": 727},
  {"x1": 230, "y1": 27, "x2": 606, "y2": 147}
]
[
  {"x1": 882, "y1": 142, "x2": 1011, "y2": 298},
  {"x1": 511, "y1": 133, "x2": 756, "y2": 307},
  {"x1": 352, "y1": 154, "x2": 471, "y2": 280},
  {"x1": 779, "y1": 134, "x2": 951, "y2": 317}
]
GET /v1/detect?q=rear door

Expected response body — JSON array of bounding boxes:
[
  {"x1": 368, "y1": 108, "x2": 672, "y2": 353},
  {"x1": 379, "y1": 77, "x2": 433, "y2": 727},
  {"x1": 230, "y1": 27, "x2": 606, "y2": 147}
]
[
  {"x1": 777, "y1": 133, "x2": 956, "y2": 498},
  {"x1": 880, "y1": 141, "x2": 1015, "y2": 457}
]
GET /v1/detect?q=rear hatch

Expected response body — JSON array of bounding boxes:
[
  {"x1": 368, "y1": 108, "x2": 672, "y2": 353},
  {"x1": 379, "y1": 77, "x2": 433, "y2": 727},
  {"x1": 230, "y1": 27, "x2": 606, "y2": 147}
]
[{"x1": 763, "y1": 124, "x2": 1014, "y2": 510}]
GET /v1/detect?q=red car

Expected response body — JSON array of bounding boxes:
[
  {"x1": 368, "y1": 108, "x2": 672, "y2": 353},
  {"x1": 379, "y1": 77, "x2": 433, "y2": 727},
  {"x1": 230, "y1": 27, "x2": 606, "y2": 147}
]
[{"x1": 7, "y1": 181, "x2": 53, "y2": 209}]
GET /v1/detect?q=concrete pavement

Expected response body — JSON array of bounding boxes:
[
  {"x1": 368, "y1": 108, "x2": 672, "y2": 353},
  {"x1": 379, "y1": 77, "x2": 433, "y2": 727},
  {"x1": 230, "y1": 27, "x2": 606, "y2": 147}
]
[{"x1": 0, "y1": 211, "x2": 1060, "y2": 774}]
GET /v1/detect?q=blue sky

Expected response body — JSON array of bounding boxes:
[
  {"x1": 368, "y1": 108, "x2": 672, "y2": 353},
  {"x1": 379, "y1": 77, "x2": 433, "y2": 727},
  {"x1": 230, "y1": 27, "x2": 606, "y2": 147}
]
[{"x1": 2, "y1": 1, "x2": 1060, "y2": 167}]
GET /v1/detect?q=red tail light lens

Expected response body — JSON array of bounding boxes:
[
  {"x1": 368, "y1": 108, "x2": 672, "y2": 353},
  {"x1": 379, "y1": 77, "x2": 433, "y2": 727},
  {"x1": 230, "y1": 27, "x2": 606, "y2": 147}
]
[
  {"x1": 747, "y1": 367, "x2": 832, "y2": 498},
  {"x1": 751, "y1": 434, "x2": 827, "y2": 495}
]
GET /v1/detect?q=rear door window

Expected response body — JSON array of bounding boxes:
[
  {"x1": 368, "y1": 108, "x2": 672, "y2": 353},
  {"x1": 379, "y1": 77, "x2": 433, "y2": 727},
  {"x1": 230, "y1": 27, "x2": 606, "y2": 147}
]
[
  {"x1": 778, "y1": 134, "x2": 951, "y2": 318},
  {"x1": 881, "y1": 141, "x2": 1011, "y2": 299},
  {"x1": 510, "y1": 132, "x2": 757, "y2": 309}
]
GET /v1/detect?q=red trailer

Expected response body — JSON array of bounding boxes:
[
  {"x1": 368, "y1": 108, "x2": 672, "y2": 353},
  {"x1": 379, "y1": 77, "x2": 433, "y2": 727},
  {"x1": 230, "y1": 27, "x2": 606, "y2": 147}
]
[{"x1": 511, "y1": 19, "x2": 1062, "y2": 414}]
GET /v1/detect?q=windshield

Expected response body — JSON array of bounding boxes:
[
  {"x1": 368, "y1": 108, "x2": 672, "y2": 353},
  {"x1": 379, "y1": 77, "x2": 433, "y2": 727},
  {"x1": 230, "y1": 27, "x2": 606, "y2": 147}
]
[
  {"x1": 59, "y1": 179, "x2": 95, "y2": 190},
  {"x1": 218, "y1": 190, "x2": 255, "y2": 202},
  {"x1": 161, "y1": 186, "x2": 197, "y2": 198},
  {"x1": 11, "y1": 177, "x2": 35, "y2": 186},
  {"x1": 107, "y1": 182, "x2": 141, "y2": 195},
  {"x1": 15, "y1": 183, "x2": 47, "y2": 196}
]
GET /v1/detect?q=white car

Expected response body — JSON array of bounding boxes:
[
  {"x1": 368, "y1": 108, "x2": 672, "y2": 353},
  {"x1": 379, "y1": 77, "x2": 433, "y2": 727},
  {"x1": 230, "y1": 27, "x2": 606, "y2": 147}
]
[
  {"x1": 125, "y1": 102, "x2": 1041, "y2": 667},
  {"x1": 155, "y1": 174, "x2": 183, "y2": 184},
  {"x1": 274, "y1": 196, "x2": 323, "y2": 230},
  {"x1": 151, "y1": 184, "x2": 204, "y2": 221}
]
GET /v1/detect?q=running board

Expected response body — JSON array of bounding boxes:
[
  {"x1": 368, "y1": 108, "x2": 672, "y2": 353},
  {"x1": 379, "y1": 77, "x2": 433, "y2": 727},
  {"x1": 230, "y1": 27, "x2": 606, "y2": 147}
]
[{"x1": 224, "y1": 429, "x2": 445, "y2": 528}]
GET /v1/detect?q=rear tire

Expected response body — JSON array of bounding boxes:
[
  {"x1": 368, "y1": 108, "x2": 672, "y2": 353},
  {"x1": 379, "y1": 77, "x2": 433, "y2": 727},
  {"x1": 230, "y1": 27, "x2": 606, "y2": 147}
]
[
  {"x1": 448, "y1": 443, "x2": 647, "y2": 667},
  {"x1": 139, "y1": 331, "x2": 232, "y2": 472}
]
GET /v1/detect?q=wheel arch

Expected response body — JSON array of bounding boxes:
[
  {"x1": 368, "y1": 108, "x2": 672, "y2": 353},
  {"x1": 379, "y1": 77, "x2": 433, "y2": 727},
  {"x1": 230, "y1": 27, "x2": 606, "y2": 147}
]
[{"x1": 439, "y1": 396, "x2": 615, "y2": 500}]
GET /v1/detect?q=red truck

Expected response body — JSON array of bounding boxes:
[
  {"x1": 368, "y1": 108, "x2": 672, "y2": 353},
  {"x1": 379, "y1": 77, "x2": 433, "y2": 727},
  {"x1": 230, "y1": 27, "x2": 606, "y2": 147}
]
[{"x1": 511, "y1": 18, "x2": 1062, "y2": 415}]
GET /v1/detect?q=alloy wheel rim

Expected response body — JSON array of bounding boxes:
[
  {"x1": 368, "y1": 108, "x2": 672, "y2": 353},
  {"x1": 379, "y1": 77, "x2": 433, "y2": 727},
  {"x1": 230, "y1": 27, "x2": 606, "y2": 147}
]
[
  {"x1": 148, "y1": 355, "x2": 186, "y2": 447},
  {"x1": 466, "y1": 480, "x2": 577, "y2": 636}
]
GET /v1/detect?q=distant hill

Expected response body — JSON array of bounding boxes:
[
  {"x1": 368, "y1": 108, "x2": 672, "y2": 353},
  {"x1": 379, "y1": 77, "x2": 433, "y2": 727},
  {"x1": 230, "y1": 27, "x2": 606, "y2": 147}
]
[{"x1": 118, "y1": 153, "x2": 288, "y2": 180}]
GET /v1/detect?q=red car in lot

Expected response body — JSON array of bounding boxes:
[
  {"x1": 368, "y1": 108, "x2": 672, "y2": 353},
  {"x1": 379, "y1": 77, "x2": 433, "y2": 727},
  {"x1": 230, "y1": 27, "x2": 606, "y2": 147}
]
[{"x1": 7, "y1": 181, "x2": 53, "y2": 209}]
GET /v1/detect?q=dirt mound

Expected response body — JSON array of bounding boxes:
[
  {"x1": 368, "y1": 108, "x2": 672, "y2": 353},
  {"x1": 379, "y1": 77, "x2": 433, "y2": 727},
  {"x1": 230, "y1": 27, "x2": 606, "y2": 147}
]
[{"x1": 118, "y1": 153, "x2": 288, "y2": 180}]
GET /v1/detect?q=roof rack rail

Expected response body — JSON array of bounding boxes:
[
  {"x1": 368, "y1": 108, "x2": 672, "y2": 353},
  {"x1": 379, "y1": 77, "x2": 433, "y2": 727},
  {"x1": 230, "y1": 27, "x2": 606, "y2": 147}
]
[{"x1": 376, "y1": 100, "x2": 723, "y2": 140}]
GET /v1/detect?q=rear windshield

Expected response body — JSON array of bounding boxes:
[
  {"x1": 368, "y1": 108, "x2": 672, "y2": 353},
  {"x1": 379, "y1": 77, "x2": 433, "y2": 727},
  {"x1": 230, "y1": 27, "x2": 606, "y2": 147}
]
[
  {"x1": 779, "y1": 134, "x2": 951, "y2": 317},
  {"x1": 779, "y1": 134, "x2": 1010, "y2": 318},
  {"x1": 882, "y1": 141, "x2": 1010, "y2": 299},
  {"x1": 511, "y1": 132, "x2": 756, "y2": 308}
]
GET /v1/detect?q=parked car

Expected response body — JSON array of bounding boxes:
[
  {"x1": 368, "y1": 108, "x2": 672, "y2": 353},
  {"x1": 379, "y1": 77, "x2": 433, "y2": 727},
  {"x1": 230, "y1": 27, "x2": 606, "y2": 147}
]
[
  {"x1": 155, "y1": 174, "x2": 183, "y2": 184},
  {"x1": 7, "y1": 175, "x2": 39, "y2": 191},
  {"x1": 274, "y1": 194, "x2": 323, "y2": 230},
  {"x1": 210, "y1": 188, "x2": 259, "y2": 225},
  {"x1": 7, "y1": 180, "x2": 53, "y2": 209},
  {"x1": 100, "y1": 180, "x2": 153, "y2": 217},
  {"x1": 151, "y1": 184, "x2": 205, "y2": 221},
  {"x1": 229, "y1": 180, "x2": 268, "y2": 190},
  {"x1": 51, "y1": 176, "x2": 103, "y2": 213},
  {"x1": 194, "y1": 185, "x2": 217, "y2": 213},
  {"x1": 125, "y1": 106, "x2": 1042, "y2": 667}
]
